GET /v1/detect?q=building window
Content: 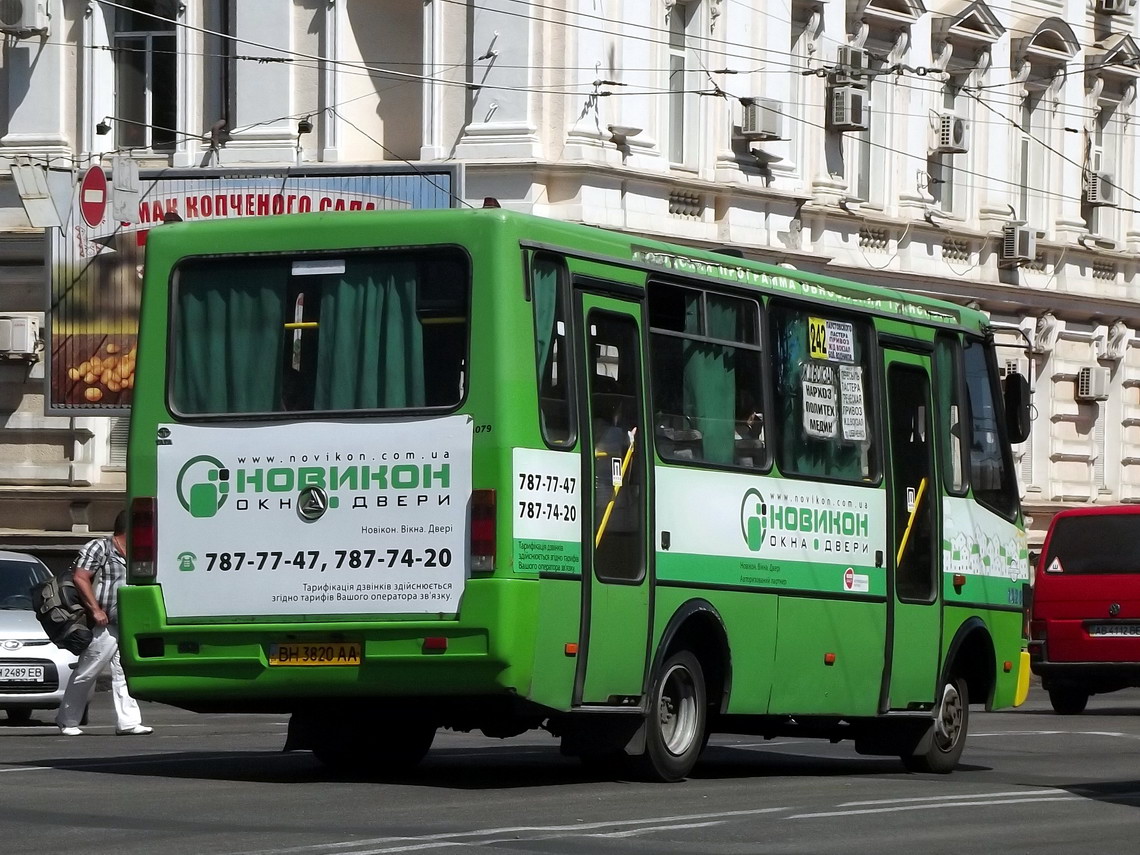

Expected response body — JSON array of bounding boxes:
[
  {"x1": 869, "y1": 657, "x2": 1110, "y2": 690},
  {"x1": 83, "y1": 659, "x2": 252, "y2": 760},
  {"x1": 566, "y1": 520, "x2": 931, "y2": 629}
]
[
  {"x1": 1017, "y1": 92, "x2": 1049, "y2": 229},
  {"x1": 930, "y1": 82, "x2": 968, "y2": 216},
  {"x1": 848, "y1": 58, "x2": 886, "y2": 207},
  {"x1": 114, "y1": 0, "x2": 179, "y2": 150},
  {"x1": 666, "y1": 1, "x2": 698, "y2": 166},
  {"x1": 1084, "y1": 103, "x2": 1122, "y2": 240}
]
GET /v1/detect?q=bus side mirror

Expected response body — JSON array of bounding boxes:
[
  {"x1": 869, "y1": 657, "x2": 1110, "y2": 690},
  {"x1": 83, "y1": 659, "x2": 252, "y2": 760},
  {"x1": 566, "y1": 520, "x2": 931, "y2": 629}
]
[{"x1": 1004, "y1": 372, "x2": 1031, "y2": 444}]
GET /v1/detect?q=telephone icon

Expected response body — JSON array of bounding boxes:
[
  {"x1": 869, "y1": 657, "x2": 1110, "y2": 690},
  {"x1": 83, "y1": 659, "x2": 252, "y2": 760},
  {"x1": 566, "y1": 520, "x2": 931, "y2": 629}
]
[{"x1": 177, "y1": 551, "x2": 197, "y2": 572}]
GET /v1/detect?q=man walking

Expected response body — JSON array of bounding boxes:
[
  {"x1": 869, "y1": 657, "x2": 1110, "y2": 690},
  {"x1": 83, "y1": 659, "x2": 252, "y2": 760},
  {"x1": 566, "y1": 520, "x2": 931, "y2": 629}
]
[{"x1": 56, "y1": 509, "x2": 153, "y2": 736}]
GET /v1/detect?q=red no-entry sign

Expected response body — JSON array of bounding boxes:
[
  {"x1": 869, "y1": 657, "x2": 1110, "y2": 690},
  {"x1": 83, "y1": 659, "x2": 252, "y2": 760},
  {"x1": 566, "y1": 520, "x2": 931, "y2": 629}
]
[{"x1": 79, "y1": 166, "x2": 108, "y2": 228}]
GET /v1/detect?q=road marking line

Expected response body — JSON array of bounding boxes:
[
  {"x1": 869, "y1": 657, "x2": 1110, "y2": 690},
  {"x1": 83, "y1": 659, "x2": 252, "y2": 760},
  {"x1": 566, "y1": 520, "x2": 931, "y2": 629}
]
[
  {"x1": 789, "y1": 795, "x2": 1079, "y2": 819},
  {"x1": 841, "y1": 788, "x2": 1060, "y2": 806},
  {"x1": 223, "y1": 808, "x2": 791, "y2": 855}
]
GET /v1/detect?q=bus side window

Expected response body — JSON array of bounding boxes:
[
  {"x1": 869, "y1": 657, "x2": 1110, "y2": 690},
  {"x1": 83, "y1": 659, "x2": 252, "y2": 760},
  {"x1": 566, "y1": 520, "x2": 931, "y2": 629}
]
[
  {"x1": 648, "y1": 281, "x2": 766, "y2": 469},
  {"x1": 934, "y1": 335, "x2": 967, "y2": 495},
  {"x1": 769, "y1": 303, "x2": 877, "y2": 482},
  {"x1": 531, "y1": 254, "x2": 574, "y2": 447},
  {"x1": 962, "y1": 337, "x2": 1018, "y2": 518}
]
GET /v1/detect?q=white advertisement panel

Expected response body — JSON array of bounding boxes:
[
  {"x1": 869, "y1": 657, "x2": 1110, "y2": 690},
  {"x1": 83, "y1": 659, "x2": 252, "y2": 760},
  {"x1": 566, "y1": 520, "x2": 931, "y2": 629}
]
[{"x1": 155, "y1": 417, "x2": 472, "y2": 618}]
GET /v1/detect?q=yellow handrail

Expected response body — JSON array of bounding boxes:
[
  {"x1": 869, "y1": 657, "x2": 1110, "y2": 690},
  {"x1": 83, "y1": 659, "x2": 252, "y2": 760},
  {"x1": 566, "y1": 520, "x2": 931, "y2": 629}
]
[
  {"x1": 595, "y1": 427, "x2": 637, "y2": 549},
  {"x1": 895, "y1": 476, "x2": 928, "y2": 566}
]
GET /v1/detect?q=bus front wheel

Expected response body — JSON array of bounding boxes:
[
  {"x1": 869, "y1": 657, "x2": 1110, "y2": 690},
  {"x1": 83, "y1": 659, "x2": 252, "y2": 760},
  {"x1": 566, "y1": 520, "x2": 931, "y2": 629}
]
[
  {"x1": 903, "y1": 675, "x2": 968, "y2": 774},
  {"x1": 638, "y1": 649, "x2": 707, "y2": 783}
]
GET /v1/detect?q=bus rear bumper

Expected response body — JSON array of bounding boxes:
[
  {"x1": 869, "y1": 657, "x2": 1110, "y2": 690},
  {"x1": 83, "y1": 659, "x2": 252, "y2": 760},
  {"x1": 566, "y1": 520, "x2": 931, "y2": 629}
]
[{"x1": 117, "y1": 584, "x2": 530, "y2": 712}]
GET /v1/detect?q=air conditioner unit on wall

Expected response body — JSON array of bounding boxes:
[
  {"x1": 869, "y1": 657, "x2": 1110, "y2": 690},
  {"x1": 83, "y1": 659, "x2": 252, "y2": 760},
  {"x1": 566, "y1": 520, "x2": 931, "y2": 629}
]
[
  {"x1": 830, "y1": 86, "x2": 868, "y2": 132},
  {"x1": 1076, "y1": 366, "x2": 1111, "y2": 401},
  {"x1": 0, "y1": 0, "x2": 50, "y2": 36},
  {"x1": 1097, "y1": 0, "x2": 1129, "y2": 15},
  {"x1": 834, "y1": 45, "x2": 869, "y2": 87},
  {"x1": 0, "y1": 315, "x2": 40, "y2": 360},
  {"x1": 932, "y1": 112, "x2": 971, "y2": 154},
  {"x1": 1001, "y1": 224, "x2": 1036, "y2": 262},
  {"x1": 740, "y1": 98, "x2": 783, "y2": 140},
  {"x1": 1086, "y1": 171, "x2": 1116, "y2": 206}
]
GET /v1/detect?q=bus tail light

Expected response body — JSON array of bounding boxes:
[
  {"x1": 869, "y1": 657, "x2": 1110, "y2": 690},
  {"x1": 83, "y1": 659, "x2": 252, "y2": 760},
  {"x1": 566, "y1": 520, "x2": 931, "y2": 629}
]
[
  {"x1": 130, "y1": 496, "x2": 156, "y2": 581},
  {"x1": 471, "y1": 489, "x2": 496, "y2": 572}
]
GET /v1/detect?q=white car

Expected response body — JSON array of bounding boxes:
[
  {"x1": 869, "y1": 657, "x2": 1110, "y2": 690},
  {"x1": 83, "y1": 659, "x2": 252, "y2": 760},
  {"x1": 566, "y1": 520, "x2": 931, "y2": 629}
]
[{"x1": 0, "y1": 551, "x2": 79, "y2": 724}]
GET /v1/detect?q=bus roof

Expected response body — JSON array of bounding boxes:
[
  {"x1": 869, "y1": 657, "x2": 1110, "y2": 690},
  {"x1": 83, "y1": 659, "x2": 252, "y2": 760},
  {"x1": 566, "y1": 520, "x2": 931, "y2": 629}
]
[{"x1": 145, "y1": 207, "x2": 987, "y2": 334}]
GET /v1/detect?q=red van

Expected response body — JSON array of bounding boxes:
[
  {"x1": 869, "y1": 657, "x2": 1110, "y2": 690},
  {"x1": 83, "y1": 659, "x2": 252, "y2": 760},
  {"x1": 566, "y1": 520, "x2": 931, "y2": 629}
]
[{"x1": 1029, "y1": 505, "x2": 1140, "y2": 713}]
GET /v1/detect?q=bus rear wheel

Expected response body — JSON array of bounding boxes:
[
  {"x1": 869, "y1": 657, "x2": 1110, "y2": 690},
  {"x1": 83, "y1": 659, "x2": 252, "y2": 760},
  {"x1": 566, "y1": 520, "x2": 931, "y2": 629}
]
[
  {"x1": 903, "y1": 675, "x2": 968, "y2": 774},
  {"x1": 311, "y1": 713, "x2": 436, "y2": 775},
  {"x1": 637, "y1": 649, "x2": 706, "y2": 783}
]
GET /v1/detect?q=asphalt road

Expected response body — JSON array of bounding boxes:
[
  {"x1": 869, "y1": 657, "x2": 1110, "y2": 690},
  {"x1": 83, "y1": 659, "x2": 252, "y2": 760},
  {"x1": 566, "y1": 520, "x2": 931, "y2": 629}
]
[{"x1": 3, "y1": 686, "x2": 1140, "y2": 855}]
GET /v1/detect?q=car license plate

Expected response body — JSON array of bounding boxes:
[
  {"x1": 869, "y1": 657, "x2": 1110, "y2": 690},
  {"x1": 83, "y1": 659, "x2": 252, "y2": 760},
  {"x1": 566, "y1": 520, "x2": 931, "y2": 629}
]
[
  {"x1": 1088, "y1": 624, "x2": 1140, "y2": 637},
  {"x1": 267, "y1": 642, "x2": 360, "y2": 666},
  {"x1": 0, "y1": 665, "x2": 44, "y2": 682}
]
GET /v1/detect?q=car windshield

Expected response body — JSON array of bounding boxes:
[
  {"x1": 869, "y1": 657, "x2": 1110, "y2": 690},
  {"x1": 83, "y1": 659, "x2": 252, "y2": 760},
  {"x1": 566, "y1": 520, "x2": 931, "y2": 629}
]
[
  {"x1": 0, "y1": 559, "x2": 49, "y2": 609},
  {"x1": 1042, "y1": 515, "x2": 1140, "y2": 574}
]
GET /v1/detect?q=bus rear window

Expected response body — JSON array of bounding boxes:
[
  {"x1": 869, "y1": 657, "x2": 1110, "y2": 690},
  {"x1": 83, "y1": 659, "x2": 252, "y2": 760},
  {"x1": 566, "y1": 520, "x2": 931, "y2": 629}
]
[
  {"x1": 170, "y1": 249, "x2": 469, "y2": 415},
  {"x1": 1042, "y1": 514, "x2": 1140, "y2": 574}
]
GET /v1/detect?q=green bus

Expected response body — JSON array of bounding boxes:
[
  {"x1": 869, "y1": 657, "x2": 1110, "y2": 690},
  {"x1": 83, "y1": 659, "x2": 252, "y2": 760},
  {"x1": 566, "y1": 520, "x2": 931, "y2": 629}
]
[{"x1": 121, "y1": 206, "x2": 1032, "y2": 781}]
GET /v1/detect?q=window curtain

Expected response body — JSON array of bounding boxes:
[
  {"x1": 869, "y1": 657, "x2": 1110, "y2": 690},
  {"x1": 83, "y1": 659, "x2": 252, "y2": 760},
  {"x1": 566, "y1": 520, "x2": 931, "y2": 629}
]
[
  {"x1": 174, "y1": 267, "x2": 285, "y2": 413},
  {"x1": 313, "y1": 259, "x2": 425, "y2": 410},
  {"x1": 532, "y1": 259, "x2": 558, "y2": 381},
  {"x1": 682, "y1": 294, "x2": 737, "y2": 464}
]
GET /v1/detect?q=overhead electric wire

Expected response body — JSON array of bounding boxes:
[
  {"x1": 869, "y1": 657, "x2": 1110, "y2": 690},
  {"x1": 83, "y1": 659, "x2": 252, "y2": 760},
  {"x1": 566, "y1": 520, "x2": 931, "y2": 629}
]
[{"x1": 82, "y1": 0, "x2": 1138, "y2": 216}]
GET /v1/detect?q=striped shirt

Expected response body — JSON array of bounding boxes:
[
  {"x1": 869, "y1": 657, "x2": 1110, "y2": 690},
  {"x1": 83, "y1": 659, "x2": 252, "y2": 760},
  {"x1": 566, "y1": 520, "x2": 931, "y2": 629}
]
[{"x1": 75, "y1": 536, "x2": 127, "y2": 624}]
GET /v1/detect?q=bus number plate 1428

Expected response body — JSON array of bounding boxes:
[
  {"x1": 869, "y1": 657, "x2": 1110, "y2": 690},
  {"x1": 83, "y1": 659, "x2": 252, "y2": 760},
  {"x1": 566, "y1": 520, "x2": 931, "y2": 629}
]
[{"x1": 267, "y1": 642, "x2": 361, "y2": 666}]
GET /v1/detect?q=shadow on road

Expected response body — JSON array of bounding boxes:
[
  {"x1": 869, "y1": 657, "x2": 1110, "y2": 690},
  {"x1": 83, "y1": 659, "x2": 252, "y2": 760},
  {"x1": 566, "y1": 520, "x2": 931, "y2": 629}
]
[{"x1": 10, "y1": 740, "x2": 989, "y2": 789}]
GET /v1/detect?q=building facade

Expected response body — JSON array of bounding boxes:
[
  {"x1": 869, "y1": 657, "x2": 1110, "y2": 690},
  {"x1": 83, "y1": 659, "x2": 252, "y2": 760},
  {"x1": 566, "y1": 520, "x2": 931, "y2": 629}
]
[{"x1": 2, "y1": 0, "x2": 1140, "y2": 561}]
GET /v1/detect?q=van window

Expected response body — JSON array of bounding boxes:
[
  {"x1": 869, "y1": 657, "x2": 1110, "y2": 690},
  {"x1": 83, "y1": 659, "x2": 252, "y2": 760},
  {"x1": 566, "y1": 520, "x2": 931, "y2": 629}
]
[{"x1": 1042, "y1": 514, "x2": 1140, "y2": 574}]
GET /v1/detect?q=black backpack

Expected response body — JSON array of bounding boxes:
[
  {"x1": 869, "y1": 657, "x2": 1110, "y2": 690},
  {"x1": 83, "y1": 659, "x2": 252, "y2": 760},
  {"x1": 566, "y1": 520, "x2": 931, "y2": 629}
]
[{"x1": 30, "y1": 569, "x2": 93, "y2": 655}]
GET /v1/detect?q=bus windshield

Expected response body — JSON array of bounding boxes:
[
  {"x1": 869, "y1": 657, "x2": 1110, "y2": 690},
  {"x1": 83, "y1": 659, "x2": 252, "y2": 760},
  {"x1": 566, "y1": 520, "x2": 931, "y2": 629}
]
[{"x1": 170, "y1": 249, "x2": 469, "y2": 416}]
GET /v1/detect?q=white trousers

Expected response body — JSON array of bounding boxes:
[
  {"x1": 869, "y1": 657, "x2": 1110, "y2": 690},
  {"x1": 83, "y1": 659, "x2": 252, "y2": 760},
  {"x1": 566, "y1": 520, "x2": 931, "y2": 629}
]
[{"x1": 56, "y1": 625, "x2": 143, "y2": 731}]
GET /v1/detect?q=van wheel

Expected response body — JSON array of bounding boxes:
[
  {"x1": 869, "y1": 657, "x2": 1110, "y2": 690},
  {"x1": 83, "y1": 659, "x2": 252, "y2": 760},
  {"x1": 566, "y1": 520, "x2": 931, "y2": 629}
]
[
  {"x1": 5, "y1": 708, "x2": 31, "y2": 724},
  {"x1": 1048, "y1": 687, "x2": 1089, "y2": 715},
  {"x1": 637, "y1": 650, "x2": 706, "y2": 783},
  {"x1": 903, "y1": 675, "x2": 968, "y2": 774}
]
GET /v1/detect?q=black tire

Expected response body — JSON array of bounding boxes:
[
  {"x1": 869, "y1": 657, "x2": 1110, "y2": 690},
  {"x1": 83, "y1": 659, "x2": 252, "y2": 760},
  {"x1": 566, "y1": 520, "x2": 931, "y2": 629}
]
[
  {"x1": 637, "y1": 649, "x2": 707, "y2": 782},
  {"x1": 313, "y1": 716, "x2": 436, "y2": 775},
  {"x1": 1048, "y1": 686, "x2": 1089, "y2": 715},
  {"x1": 903, "y1": 675, "x2": 969, "y2": 774},
  {"x1": 5, "y1": 708, "x2": 32, "y2": 724}
]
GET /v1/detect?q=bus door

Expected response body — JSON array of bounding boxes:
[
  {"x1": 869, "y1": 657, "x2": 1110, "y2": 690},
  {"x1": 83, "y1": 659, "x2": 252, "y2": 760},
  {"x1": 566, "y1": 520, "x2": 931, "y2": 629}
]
[
  {"x1": 883, "y1": 348, "x2": 942, "y2": 710},
  {"x1": 573, "y1": 292, "x2": 651, "y2": 706}
]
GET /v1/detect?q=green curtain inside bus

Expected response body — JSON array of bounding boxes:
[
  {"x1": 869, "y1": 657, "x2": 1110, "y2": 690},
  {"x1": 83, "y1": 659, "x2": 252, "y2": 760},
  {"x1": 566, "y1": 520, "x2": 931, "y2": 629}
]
[
  {"x1": 313, "y1": 259, "x2": 425, "y2": 410},
  {"x1": 173, "y1": 268, "x2": 285, "y2": 413},
  {"x1": 682, "y1": 294, "x2": 736, "y2": 464},
  {"x1": 533, "y1": 259, "x2": 557, "y2": 379}
]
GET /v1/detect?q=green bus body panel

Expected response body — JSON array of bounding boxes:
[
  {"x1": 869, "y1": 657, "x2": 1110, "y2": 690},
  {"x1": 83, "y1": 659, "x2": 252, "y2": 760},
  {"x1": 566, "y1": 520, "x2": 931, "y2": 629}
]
[
  {"x1": 652, "y1": 587, "x2": 778, "y2": 713},
  {"x1": 124, "y1": 207, "x2": 1024, "y2": 726},
  {"x1": 944, "y1": 607, "x2": 1024, "y2": 709},
  {"x1": 119, "y1": 578, "x2": 539, "y2": 703},
  {"x1": 529, "y1": 577, "x2": 582, "y2": 710},
  {"x1": 769, "y1": 598, "x2": 885, "y2": 716}
]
